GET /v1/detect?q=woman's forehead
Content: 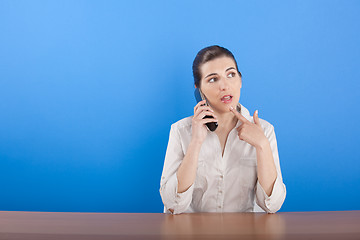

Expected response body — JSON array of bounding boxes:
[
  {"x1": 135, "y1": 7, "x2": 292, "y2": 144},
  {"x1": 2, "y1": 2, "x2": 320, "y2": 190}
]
[{"x1": 201, "y1": 56, "x2": 236, "y2": 77}]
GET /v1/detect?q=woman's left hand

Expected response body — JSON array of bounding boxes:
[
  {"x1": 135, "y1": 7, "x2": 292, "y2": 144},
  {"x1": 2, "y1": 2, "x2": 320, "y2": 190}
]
[{"x1": 230, "y1": 107, "x2": 268, "y2": 149}]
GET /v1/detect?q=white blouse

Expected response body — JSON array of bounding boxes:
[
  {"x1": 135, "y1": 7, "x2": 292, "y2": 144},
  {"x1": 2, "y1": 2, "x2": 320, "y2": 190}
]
[{"x1": 159, "y1": 104, "x2": 286, "y2": 214}]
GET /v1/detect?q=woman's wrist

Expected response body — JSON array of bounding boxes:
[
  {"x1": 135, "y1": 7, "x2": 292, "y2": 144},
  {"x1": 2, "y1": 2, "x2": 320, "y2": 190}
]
[
  {"x1": 255, "y1": 137, "x2": 270, "y2": 151},
  {"x1": 190, "y1": 137, "x2": 204, "y2": 147}
]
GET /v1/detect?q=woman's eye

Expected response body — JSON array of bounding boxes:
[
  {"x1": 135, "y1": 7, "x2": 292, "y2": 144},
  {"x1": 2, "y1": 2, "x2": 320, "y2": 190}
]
[
  {"x1": 209, "y1": 78, "x2": 217, "y2": 83},
  {"x1": 227, "y1": 72, "x2": 235, "y2": 78}
]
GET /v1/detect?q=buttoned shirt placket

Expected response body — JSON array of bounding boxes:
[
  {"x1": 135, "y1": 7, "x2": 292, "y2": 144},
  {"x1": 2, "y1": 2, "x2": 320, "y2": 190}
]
[{"x1": 211, "y1": 127, "x2": 237, "y2": 213}]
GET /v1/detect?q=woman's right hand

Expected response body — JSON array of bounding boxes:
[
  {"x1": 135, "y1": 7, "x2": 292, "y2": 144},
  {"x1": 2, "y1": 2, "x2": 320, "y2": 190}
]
[{"x1": 191, "y1": 100, "x2": 218, "y2": 144}]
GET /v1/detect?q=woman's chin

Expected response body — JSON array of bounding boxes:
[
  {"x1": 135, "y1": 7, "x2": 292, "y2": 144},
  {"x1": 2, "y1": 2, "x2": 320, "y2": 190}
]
[
  {"x1": 210, "y1": 100, "x2": 238, "y2": 114},
  {"x1": 212, "y1": 105, "x2": 235, "y2": 114}
]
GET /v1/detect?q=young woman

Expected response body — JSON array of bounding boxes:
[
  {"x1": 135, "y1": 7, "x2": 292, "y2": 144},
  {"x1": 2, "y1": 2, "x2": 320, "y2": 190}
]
[{"x1": 160, "y1": 46, "x2": 286, "y2": 214}]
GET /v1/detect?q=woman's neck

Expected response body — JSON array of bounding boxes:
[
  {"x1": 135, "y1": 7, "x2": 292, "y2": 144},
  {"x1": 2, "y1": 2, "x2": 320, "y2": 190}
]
[{"x1": 214, "y1": 110, "x2": 238, "y2": 132}]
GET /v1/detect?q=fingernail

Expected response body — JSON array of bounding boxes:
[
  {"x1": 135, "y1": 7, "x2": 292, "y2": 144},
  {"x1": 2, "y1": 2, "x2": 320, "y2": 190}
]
[{"x1": 230, "y1": 106, "x2": 234, "y2": 110}]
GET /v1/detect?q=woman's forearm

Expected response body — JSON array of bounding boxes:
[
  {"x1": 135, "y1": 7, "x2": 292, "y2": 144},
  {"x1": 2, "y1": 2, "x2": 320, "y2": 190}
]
[
  {"x1": 256, "y1": 140, "x2": 277, "y2": 196},
  {"x1": 176, "y1": 139, "x2": 202, "y2": 193}
]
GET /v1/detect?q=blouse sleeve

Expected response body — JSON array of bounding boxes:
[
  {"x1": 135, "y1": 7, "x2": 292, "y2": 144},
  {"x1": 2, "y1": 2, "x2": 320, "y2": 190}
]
[
  {"x1": 159, "y1": 124, "x2": 194, "y2": 214},
  {"x1": 255, "y1": 124, "x2": 287, "y2": 213}
]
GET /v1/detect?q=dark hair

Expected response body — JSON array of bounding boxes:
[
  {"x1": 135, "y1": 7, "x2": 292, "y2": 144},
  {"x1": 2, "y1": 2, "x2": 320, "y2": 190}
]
[{"x1": 192, "y1": 45, "x2": 242, "y2": 88}]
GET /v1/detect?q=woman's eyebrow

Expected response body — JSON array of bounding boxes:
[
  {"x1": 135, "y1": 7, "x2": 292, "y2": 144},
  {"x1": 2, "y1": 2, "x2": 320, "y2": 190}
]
[
  {"x1": 204, "y1": 73, "x2": 218, "y2": 79},
  {"x1": 204, "y1": 67, "x2": 236, "y2": 79},
  {"x1": 226, "y1": 67, "x2": 236, "y2": 71}
]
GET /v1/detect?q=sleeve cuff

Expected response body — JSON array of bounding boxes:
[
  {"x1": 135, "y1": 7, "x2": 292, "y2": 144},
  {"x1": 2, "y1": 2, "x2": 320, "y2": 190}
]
[
  {"x1": 255, "y1": 176, "x2": 287, "y2": 213},
  {"x1": 161, "y1": 172, "x2": 194, "y2": 214}
]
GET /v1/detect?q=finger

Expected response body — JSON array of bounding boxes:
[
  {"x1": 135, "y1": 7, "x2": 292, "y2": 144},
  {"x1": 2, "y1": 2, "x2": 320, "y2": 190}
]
[
  {"x1": 194, "y1": 100, "x2": 208, "y2": 114},
  {"x1": 253, "y1": 110, "x2": 260, "y2": 125},
  {"x1": 194, "y1": 105, "x2": 214, "y2": 119},
  {"x1": 238, "y1": 131, "x2": 245, "y2": 141},
  {"x1": 229, "y1": 106, "x2": 250, "y2": 124},
  {"x1": 194, "y1": 100, "x2": 207, "y2": 111},
  {"x1": 236, "y1": 123, "x2": 244, "y2": 130},
  {"x1": 194, "y1": 100, "x2": 207, "y2": 114},
  {"x1": 200, "y1": 118, "x2": 218, "y2": 125},
  {"x1": 197, "y1": 111, "x2": 217, "y2": 120},
  {"x1": 197, "y1": 105, "x2": 214, "y2": 113}
]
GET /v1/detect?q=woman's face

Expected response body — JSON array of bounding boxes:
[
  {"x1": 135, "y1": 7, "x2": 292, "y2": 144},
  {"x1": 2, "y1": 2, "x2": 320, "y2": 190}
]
[{"x1": 199, "y1": 56, "x2": 242, "y2": 114}]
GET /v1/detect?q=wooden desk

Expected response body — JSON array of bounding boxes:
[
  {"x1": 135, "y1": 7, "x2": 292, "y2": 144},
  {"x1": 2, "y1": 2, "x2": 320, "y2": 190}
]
[{"x1": 0, "y1": 211, "x2": 359, "y2": 239}]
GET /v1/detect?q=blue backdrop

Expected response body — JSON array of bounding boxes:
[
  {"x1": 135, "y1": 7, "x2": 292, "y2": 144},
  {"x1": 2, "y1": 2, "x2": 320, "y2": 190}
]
[{"x1": 0, "y1": 0, "x2": 359, "y2": 212}]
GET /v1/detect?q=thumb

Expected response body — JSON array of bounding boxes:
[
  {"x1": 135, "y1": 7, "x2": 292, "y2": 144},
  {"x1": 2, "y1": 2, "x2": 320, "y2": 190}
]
[{"x1": 253, "y1": 110, "x2": 260, "y2": 125}]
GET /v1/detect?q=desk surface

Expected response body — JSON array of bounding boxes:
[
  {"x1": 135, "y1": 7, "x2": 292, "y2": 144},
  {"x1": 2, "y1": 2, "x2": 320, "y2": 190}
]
[{"x1": 0, "y1": 211, "x2": 359, "y2": 239}]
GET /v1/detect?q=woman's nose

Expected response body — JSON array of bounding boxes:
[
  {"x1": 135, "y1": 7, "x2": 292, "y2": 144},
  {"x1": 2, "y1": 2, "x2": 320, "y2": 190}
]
[{"x1": 219, "y1": 78, "x2": 229, "y2": 90}]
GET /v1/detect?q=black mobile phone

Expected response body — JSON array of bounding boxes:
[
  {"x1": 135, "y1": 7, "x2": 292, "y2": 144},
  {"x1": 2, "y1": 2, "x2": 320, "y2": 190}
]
[{"x1": 194, "y1": 88, "x2": 218, "y2": 132}]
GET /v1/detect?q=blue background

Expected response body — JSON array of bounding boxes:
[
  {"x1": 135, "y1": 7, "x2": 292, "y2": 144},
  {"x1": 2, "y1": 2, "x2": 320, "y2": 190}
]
[{"x1": 0, "y1": 0, "x2": 359, "y2": 212}]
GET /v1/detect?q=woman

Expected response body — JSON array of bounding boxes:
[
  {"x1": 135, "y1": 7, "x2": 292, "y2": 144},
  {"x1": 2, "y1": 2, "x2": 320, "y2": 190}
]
[{"x1": 160, "y1": 45, "x2": 286, "y2": 214}]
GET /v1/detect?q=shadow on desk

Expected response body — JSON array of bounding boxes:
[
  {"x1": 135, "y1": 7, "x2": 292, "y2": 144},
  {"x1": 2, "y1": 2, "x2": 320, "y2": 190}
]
[{"x1": 162, "y1": 212, "x2": 285, "y2": 239}]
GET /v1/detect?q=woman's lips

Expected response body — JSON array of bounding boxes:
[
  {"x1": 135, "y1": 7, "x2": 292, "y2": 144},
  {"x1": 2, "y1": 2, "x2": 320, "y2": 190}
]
[{"x1": 221, "y1": 95, "x2": 233, "y2": 103}]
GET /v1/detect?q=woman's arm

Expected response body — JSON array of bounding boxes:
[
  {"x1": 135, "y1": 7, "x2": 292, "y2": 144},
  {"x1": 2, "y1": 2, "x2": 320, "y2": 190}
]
[
  {"x1": 254, "y1": 124, "x2": 286, "y2": 213},
  {"x1": 230, "y1": 107, "x2": 286, "y2": 213},
  {"x1": 230, "y1": 108, "x2": 277, "y2": 195},
  {"x1": 160, "y1": 124, "x2": 194, "y2": 214},
  {"x1": 168, "y1": 139, "x2": 203, "y2": 214},
  {"x1": 160, "y1": 100, "x2": 217, "y2": 214},
  {"x1": 255, "y1": 140, "x2": 277, "y2": 196},
  {"x1": 177, "y1": 100, "x2": 217, "y2": 193},
  {"x1": 176, "y1": 139, "x2": 203, "y2": 193}
]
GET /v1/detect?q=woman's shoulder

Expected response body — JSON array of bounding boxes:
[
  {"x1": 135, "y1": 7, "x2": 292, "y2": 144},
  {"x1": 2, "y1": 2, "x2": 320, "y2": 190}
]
[
  {"x1": 170, "y1": 116, "x2": 193, "y2": 131},
  {"x1": 258, "y1": 118, "x2": 274, "y2": 134},
  {"x1": 241, "y1": 104, "x2": 275, "y2": 134},
  {"x1": 257, "y1": 117, "x2": 274, "y2": 129}
]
